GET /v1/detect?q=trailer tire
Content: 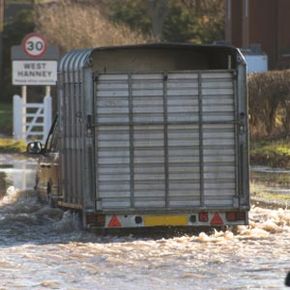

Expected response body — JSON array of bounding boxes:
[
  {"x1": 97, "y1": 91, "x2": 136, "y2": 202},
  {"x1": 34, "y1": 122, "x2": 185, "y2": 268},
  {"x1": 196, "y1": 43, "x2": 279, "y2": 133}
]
[{"x1": 47, "y1": 182, "x2": 56, "y2": 208}]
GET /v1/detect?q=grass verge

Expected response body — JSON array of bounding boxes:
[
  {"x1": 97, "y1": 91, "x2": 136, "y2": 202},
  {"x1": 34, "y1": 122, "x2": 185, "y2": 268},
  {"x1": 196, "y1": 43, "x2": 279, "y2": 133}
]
[
  {"x1": 250, "y1": 138, "x2": 290, "y2": 168},
  {"x1": 250, "y1": 182, "x2": 290, "y2": 209},
  {"x1": 0, "y1": 138, "x2": 26, "y2": 153}
]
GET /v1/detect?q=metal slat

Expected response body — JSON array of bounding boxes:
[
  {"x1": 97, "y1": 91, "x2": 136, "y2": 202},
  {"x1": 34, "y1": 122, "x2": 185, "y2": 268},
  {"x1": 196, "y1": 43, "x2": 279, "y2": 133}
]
[
  {"x1": 99, "y1": 182, "x2": 130, "y2": 192},
  {"x1": 99, "y1": 191, "x2": 130, "y2": 198},
  {"x1": 134, "y1": 191, "x2": 166, "y2": 198},
  {"x1": 135, "y1": 182, "x2": 165, "y2": 191},
  {"x1": 167, "y1": 89, "x2": 199, "y2": 96},
  {"x1": 132, "y1": 82, "x2": 163, "y2": 90},
  {"x1": 98, "y1": 167, "x2": 130, "y2": 175},
  {"x1": 201, "y1": 72, "x2": 232, "y2": 79},
  {"x1": 202, "y1": 88, "x2": 234, "y2": 95},
  {"x1": 134, "y1": 200, "x2": 165, "y2": 208},
  {"x1": 131, "y1": 74, "x2": 163, "y2": 80},
  {"x1": 168, "y1": 98, "x2": 199, "y2": 106},
  {"x1": 163, "y1": 74, "x2": 169, "y2": 208},
  {"x1": 101, "y1": 200, "x2": 131, "y2": 208},
  {"x1": 133, "y1": 90, "x2": 163, "y2": 97},
  {"x1": 97, "y1": 91, "x2": 129, "y2": 97},
  {"x1": 133, "y1": 98, "x2": 163, "y2": 106},
  {"x1": 99, "y1": 74, "x2": 129, "y2": 81},
  {"x1": 128, "y1": 74, "x2": 135, "y2": 208},
  {"x1": 169, "y1": 200, "x2": 200, "y2": 207},
  {"x1": 198, "y1": 73, "x2": 204, "y2": 207}
]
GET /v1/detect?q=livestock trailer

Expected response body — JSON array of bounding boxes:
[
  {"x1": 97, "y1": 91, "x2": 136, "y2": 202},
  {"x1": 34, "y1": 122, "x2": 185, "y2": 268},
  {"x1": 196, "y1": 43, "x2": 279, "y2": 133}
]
[{"x1": 55, "y1": 43, "x2": 249, "y2": 229}]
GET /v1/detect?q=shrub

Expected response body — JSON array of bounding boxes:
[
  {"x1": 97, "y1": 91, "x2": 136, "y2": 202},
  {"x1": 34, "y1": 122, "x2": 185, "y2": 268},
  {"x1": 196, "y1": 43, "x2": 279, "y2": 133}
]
[{"x1": 248, "y1": 70, "x2": 290, "y2": 139}]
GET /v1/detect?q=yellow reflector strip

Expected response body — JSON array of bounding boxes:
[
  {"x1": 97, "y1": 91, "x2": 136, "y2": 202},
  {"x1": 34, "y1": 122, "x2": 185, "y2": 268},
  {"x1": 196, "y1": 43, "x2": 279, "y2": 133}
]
[{"x1": 144, "y1": 215, "x2": 188, "y2": 226}]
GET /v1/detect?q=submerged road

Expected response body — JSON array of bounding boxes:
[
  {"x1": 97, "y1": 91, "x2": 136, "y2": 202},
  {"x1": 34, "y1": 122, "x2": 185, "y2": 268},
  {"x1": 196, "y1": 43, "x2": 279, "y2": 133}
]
[{"x1": 0, "y1": 155, "x2": 289, "y2": 289}]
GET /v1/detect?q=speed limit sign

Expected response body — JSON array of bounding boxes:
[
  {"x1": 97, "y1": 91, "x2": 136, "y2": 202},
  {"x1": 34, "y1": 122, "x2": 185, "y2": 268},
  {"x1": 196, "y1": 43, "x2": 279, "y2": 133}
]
[{"x1": 22, "y1": 33, "x2": 48, "y2": 58}]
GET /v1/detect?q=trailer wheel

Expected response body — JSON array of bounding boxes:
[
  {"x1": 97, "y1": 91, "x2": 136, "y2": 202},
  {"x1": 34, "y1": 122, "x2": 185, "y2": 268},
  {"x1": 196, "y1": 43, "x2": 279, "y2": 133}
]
[
  {"x1": 34, "y1": 176, "x2": 43, "y2": 203},
  {"x1": 47, "y1": 182, "x2": 56, "y2": 208}
]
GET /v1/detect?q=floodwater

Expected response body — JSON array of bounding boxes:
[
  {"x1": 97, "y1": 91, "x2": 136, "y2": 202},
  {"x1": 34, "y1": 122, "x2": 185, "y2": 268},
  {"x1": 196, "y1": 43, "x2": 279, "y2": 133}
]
[
  {"x1": 251, "y1": 166, "x2": 290, "y2": 194},
  {"x1": 0, "y1": 155, "x2": 289, "y2": 289},
  {"x1": 0, "y1": 154, "x2": 37, "y2": 194}
]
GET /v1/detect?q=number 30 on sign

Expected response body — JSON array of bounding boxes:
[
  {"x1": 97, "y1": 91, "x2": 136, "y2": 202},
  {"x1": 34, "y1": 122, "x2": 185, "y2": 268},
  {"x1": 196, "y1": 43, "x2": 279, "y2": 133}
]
[{"x1": 22, "y1": 33, "x2": 47, "y2": 58}]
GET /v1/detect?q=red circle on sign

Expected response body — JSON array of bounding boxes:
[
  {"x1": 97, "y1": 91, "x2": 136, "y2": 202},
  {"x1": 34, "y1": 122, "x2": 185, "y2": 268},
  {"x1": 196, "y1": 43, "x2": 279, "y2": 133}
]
[{"x1": 22, "y1": 33, "x2": 48, "y2": 58}]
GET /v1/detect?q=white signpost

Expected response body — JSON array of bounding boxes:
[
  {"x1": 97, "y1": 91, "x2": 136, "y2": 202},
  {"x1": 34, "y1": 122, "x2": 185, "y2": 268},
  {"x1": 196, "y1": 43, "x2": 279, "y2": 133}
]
[{"x1": 11, "y1": 33, "x2": 59, "y2": 142}]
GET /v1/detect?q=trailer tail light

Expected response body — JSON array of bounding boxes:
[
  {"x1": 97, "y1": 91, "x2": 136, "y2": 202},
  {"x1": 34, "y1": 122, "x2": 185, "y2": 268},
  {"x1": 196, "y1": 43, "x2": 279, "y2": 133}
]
[
  {"x1": 226, "y1": 212, "x2": 236, "y2": 222},
  {"x1": 199, "y1": 212, "x2": 208, "y2": 222},
  {"x1": 85, "y1": 213, "x2": 105, "y2": 227},
  {"x1": 226, "y1": 211, "x2": 246, "y2": 222},
  {"x1": 95, "y1": 214, "x2": 106, "y2": 227}
]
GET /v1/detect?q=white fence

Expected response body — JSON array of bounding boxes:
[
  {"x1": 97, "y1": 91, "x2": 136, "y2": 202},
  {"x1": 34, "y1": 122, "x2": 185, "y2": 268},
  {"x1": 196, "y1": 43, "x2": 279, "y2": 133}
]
[{"x1": 13, "y1": 95, "x2": 52, "y2": 143}]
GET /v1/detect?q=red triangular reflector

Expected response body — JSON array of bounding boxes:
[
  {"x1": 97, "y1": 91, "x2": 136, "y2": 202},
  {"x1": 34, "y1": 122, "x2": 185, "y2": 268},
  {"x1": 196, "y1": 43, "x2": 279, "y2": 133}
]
[
  {"x1": 210, "y1": 213, "x2": 223, "y2": 225},
  {"x1": 108, "y1": 215, "x2": 121, "y2": 228}
]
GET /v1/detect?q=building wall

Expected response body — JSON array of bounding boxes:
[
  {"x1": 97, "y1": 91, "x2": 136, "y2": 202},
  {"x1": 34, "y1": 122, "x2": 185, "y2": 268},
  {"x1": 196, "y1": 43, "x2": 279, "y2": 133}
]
[
  {"x1": 249, "y1": 0, "x2": 277, "y2": 68},
  {"x1": 226, "y1": 0, "x2": 290, "y2": 69},
  {"x1": 231, "y1": 0, "x2": 243, "y2": 46},
  {"x1": 277, "y1": 0, "x2": 290, "y2": 68}
]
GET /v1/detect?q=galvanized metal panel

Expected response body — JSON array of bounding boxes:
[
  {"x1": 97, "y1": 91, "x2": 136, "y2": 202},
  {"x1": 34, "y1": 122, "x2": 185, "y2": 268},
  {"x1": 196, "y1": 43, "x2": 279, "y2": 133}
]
[
  {"x1": 202, "y1": 121, "x2": 236, "y2": 206},
  {"x1": 58, "y1": 49, "x2": 93, "y2": 207},
  {"x1": 94, "y1": 70, "x2": 239, "y2": 210},
  {"x1": 95, "y1": 73, "x2": 166, "y2": 209}
]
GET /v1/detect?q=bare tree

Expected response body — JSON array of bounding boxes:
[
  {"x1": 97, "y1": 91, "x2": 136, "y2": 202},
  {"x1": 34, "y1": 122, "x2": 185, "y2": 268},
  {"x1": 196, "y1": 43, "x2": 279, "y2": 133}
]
[{"x1": 147, "y1": 0, "x2": 168, "y2": 40}]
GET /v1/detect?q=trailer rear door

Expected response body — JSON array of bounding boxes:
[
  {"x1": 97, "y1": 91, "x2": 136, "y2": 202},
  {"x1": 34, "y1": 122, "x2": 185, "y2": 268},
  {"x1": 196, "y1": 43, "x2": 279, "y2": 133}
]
[{"x1": 94, "y1": 71, "x2": 238, "y2": 211}]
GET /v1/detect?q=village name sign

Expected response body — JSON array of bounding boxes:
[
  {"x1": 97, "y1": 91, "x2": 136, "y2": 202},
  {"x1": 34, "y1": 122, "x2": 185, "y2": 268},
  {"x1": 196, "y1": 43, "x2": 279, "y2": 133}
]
[{"x1": 11, "y1": 33, "x2": 59, "y2": 85}]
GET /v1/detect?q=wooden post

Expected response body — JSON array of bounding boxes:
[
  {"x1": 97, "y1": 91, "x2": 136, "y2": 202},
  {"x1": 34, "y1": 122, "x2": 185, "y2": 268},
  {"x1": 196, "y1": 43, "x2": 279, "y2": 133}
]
[
  {"x1": 43, "y1": 94, "x2": 52, "y2": 143},
  {"x1": 45, "y1": 85, "x2": 51, "y2": 97},
  {"x1": 13, "y1": 95, "x2": 23, "y2": 140},
  {"x1": 21, "y1": 85, "x2": 27, "y2": 140}
]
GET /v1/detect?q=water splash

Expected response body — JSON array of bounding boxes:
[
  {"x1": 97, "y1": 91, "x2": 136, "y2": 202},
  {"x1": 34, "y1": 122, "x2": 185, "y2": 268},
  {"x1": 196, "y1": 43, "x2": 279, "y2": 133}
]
[{"x1": 53, "y1": 210, "x2": 82, "y2": 233}]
